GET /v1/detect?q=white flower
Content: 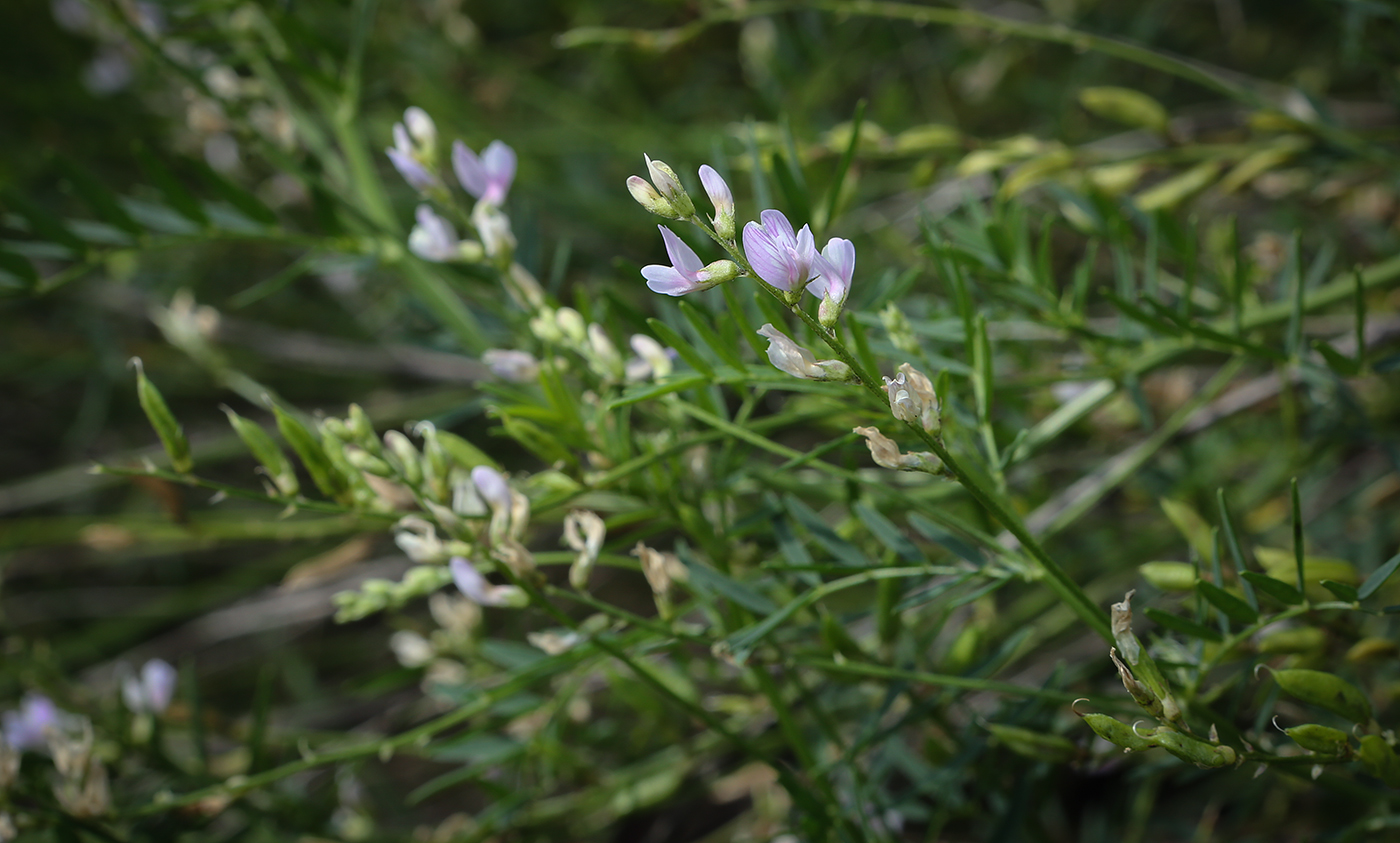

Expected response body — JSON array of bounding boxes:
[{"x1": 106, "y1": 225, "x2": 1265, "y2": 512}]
[{"x1": 756, "y1": 324, "x2": 852, "y2": 381}]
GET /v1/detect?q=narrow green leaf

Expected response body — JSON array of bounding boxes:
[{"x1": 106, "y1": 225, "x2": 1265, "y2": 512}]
[
  {"x1": 1, "y1": 190, "x2": 86, "y2": 254},
  {"x1": 605, "y1": 374, "x2": 708, "y2": 410},
  {"x1": 853, "y1": 502, "x2": 923, "y2": 562},
  {"x1": 135, "y1": 144, "x2": 209, "y2": 227},
  {"x1": 645, "y1": 318, "x2": 714, "y2": 378},
  {"x1": 1196, "y1": 580, "x2": 1258, "y2": 625},
  {"x1": 1354, "y1": 266, "x2": 1367, "y2": 370},
  {"x1": 1312, "y1": 339, "x2": 1360, "y2": 375},
  {"x1": 271, "y1": 402, "x2": 346, "y2": 500},
  {"x1": 57, "y1": 158, "x2": 142, "y2": 236},
  {"x1": 680, "y1": 552, "x2": 777, "y2": 615},
  {"x1": 783, "y1": 495, "x2": 874, "y2": 568},
  {"x1": 1143, "y1": 607, "x2": 1223, "y2": 642},
  {"x1": 824, "y1": 99, "x2": 866, "y2": 228},
  {"x1": 192, "y1": 157, "x2": 279, "y2": 226},
  {"x1": 1320, "y1": 580, "x2": 1358, "y2": 602},
  {"x1": 0, "y1": 250, "x2": 39, "y2": 290},
  {"x1": 222, "y1": 406, "x2": 298, "y2": 496},
  {"x1": 906, "y1": 513, "x2": 982, "y2": 566},
  {"x1": 1241, "y1": 571, "x2": 1303, "y2": 605},
  {"x1": 1285, "y1": 231, "x2": 1304, "y2": 358},
  {"x1": 1216, "y1": 489, "x2": 1256, "y2": 611},
  {"x1": 1291, "y1": 477, "x2": 1306, "y2": 595},
  {"x1": 1358, "y1": 552, "x2": 1400, "y2": 601},
  {"x1": 678, "y1": 299, "x2": 745, "y2": 369}
]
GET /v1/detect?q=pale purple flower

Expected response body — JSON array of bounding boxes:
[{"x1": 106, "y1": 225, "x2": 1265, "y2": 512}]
[
  {"x1": 483, "y1": 349, "x2": 540, "y2": 382},
  {"x1": 471, "y1": 466, "x2": 511, "y2": 511},
  {"x1": 808, "y1": 237, "x2": 855, "y2": 306},
  {"x1": 698, "y1": 165, "x2": 735, "y2": 239},
  {"x1": 408, "y1": 205, "x2": 460, "y2": 262},
  {"x1": 742, "y1": 210, "x2": 819, "y2": 292},
  {"x1": 756, "y1": 323, "x2": 852, "y2": 381},
  {"x1": 122, "y1": 659, "x2": 177, "y2": 715},
  {"x1": 640, "y1": 226, "x2": 738, "y2": 296},
  {"x1": 3, "y1": 694, "x2": 59, "y2": 751},
  {"x1": 453, "y1": 140, "x2": 516, "y2": 205},
  {"x1": 386, "y1": 148, "x2": 440, "y2": 193},
  {"x1": 449, "y1": 557, "x2": 526, "y2": 608}
]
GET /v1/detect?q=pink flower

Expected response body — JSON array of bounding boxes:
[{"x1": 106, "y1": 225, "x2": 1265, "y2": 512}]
[
  {"x1": 741, "y1": 209, "x2": 819, "y2": 292},
  {"x1": 453, "y1": 140, "x2": 516, "y2": 205},
  {"x1": 640, "y1": 226, "x2": 737, "y2": 296}
]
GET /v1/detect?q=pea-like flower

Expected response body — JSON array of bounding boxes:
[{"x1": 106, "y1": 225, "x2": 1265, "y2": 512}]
[
  {"x1": 756, "y1": 323, "x2": 852, "y2": 381},
  {"x1": 742, "y1": 210, "x2": 820, "y2": 293},
  {"x1": 2, "y1": 694, "x2": 60, "y2": 751},
  {"x1": 408, "y1": 205, "x2": 463, "y2": 262},
  {"x1": 121, "y1": 659, "x2": 177, "y2": 715},
  {"x1": 698, "y1": 165, "x2": 735, "y2": 240},
  {"x1": 641, "y1": 226, "x2": 739, "y2": 296},
  {"x1": 852, "y1": 426, "x2": 941, "y2": 473},
  {"x1": 809, "y1": 237, "x2": 855, "y2": 329},
  {"x1": 449, "y1": 556, "x2": 527, "y2": 608},
  {"x1": 470, "y1": 465, "x2": 512, "y2": 512},
  {"x1": 883, "y1": 363, "x2": 940, "y2": 433},
  {"x1": 386, "y1": 108, "x2": 442, "y2": 193},
  {"x1": 453, "y1": 140, "x2": 516, "y2": 205},
  {"x1": 482, "y1": 349, "x2": 540, "y2": 382}
]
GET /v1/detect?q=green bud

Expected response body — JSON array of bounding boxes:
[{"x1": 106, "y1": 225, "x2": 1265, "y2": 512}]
[
  {"x1": 700, "y1": 259, "x2": 740, "y2": 285},
  {"x1": 132, "y1": 359, "x2": 192, "y2": 473},
  {"x1": 416, "y1": 423, "x2": 452, "y2": 503},
  {"x1": 1139, "y1": 561, "x2": 1196, "y2": 592},
  {"x1": 984, "y1": 723, "x2": 1078, "y2": 764},
  {"x1": 1358, "y1": 735, "x2": 1400, "y2": 788},
  {"x1": 1147, "y1": 728, "x2": 1237, "y2": 769},
  {"x1": 382, "y1": 430, "x2": 423, "y2": 486},
  {"x1": 1283, "y1": 723, "x2": 1351, "y2": 756},
  {"x1": 1081, "y1": 713, "x2": 1154, "y2": 752},
  {"x1": 879, "y1": 303, "x2": 919, "y2": 355},
  {"x1": 1269, "y1": 668, "x2": 1372, "y2": 724},
  {"x1": 626, "y1": 175, "x2": 680, "y2": 219},
  {"x1": 644, "y1": 155, "x2": 695, "y2": 218},
  {"x1": 222, "y1": 406, "x2": 298, "y2": 497},
  {"x1": 272, "y1": 403, "x2": 348, "y2": 502},
  {"x1": 321, "y1": 417, "x2": 353, "y2": 442},
  {"x1": 347, "y1": 404, "x2": 379, "y2": 452},
  {"x1": 343, "y1": 446, "x2": 395, "y2": 478}
]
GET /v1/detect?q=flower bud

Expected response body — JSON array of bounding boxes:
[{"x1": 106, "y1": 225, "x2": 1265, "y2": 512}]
[
  {"x1": 554, "y1": 307, "x2": 588, "y2": 345},
  {"x1": 344, "y1": 446, "x2": 394, "y2": 478},
  {"x1": 628, "y1": 334, "x2": 673, "y2": 380},
  {"x1": 382, "y1": 430, "x2": 423, "y2": 486},
  {"x1": 403, "y1": 107, "x2": 437, "y2": 152},
  {"x1": 132, "y1": 358, "x2": 192, "y2": 473},
  {"x1": 627, "y1": 175, "x2": 679, "y2": 218},
  {"x1": 483, "y1": 349, "x2": 540, "y2": 382},
  {"x1": 699, "y1": 164, "x2": 735, "y2": 239},
  {"x1": 880, "y1": 303, "x2": 919, "y2": 354},
  {"x1": 644, "y1": 155, "x2": 695, "y2": 218},
  {"x1": 1138, "y1": 561, "x2": 1196, "y2": 591},
  {"x1": 587, "y1": 324, "x2": 625, "y2": 380},
  {"x1": 1110, "y1": 590, "x2": 1141, "y2": 664}
]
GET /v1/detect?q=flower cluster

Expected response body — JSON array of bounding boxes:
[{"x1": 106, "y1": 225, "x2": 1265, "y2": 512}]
[
  {"x1": 385, "y1": 107, "x2": 518, "y2": 268},
  {"x1": 626, "y1": 153, "x2": 858, "y2": 376}
]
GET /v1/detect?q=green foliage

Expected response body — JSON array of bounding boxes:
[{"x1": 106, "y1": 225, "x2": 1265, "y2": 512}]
[{"x1": 3, "y1": 0, "x2": 1400, "y2": 840}]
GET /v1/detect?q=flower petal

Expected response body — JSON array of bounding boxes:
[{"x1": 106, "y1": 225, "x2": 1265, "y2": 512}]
[
  {"x1": 452, "y1": 140, "x2": 487, "y2": 199},
  {"x1": 642, "y1": 264, "x2": 699, "y2": 296},
  {"x1": 658, "y1": 225, "x2": 704, "y2": 276},
  {"x1": 450, "y1": 556, "x2": 493, "y2": 604},
  {"x1": 758, "y1": 209, "x2": 796, "y2": 242},
  {"x1": 743, "y1": 220, "x2": 795, "y2": 289},
  {"x1": 141, "y1": 659, "x2": 178, "y2": 714},
  {"x1": 481, "y1": 140, "x2": 516, "y2": 203}
]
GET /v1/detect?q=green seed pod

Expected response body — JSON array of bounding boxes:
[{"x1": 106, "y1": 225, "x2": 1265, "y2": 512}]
[
  {"x1": 1078, "y1": 86, "x2": 1169, "y2": 133},
  {"x1": 271, "y1": 403, "x2": 348, "y2": 501},
  {"x1": 1147, "y1": 728, "x2": 1237, "y2": 769},
  {"x1": 1284, "y1": 724, "x2": 1351, "y2": 756},
  {"x1": 984, "y1": 723, "x2": 1078, "y2": 764},
  {"x1": 222, "y1": 406, "x2": 298, "y2": 497},
  {"x1": 132, "y1": 359, "x2": 192, "y2": 473},
  {"x1": 1270, "y1": 668, "x2": 1372, "y2": 724},
  {"x1": 1081, "y1": 713, "x2": 1154, "y2": 752},
  {"x1": 1259, "y1": 627, "x2": 1326, "y2": 655},
  {"x1": 1139, "y1": 561, "x2": 1196, "y2": 592},
  {"x1": 1359, "y1": 735, "x2": 1400, "y2": 788}
]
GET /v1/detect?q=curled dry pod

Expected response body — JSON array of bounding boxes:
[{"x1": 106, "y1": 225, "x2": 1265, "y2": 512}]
[
  {"x1": 984, "y1": 723, "x2": 1078, "y2": 764},
  {"x1": 1284, "y1": 724, "x2": 1351, "y2": 756},
  {"x1": 1148, "y1": 728, "x2": 1237, "y2": 769},
  {"x1": 1081, "y1": 713, "x2": 1154, "y2": 752},
  {"x1": 1358, "y1": 735, "x2": 1400, "y2": 788},
  {"x1": 1270, "y1": 668, "x2": 1372, "y2": 724}
]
